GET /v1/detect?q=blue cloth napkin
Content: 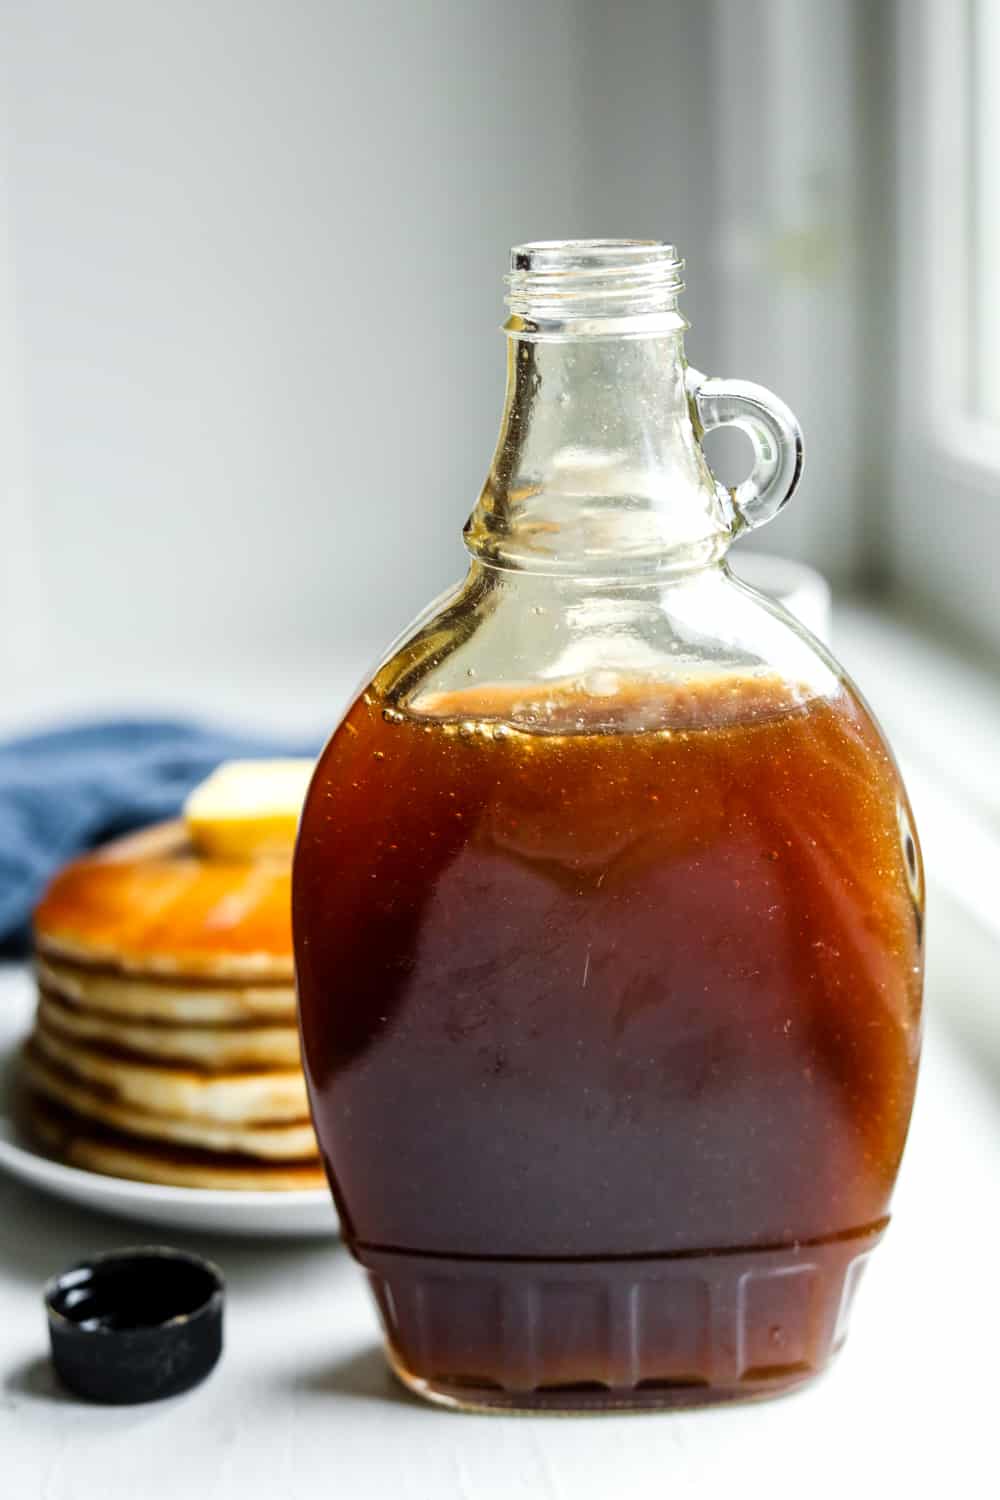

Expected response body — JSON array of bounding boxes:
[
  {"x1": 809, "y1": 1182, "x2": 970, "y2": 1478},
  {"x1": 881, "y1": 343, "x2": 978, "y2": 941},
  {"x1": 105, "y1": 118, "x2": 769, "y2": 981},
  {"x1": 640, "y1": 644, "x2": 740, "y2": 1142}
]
[{"x1": 0, "y1": 720, "x2": 317, "y2": 954}]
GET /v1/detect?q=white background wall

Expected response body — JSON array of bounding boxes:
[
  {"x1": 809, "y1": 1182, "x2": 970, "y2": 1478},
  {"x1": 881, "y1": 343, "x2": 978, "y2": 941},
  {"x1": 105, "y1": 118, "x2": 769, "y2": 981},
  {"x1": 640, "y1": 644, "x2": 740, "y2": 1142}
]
[
  {"x1": 0, "y1": 0, "x2": 581, "y2": 685},
  {"x1": 1, "y1": 0, "x2": 871, "y2": 723}
]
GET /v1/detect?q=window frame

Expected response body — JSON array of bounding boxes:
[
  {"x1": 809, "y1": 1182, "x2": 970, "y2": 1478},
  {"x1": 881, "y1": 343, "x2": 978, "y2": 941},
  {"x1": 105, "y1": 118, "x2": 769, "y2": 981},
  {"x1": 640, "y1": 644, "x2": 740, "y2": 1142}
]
[{"x1": 891, "y1": 0, "x2": 1000, "y2": 647}]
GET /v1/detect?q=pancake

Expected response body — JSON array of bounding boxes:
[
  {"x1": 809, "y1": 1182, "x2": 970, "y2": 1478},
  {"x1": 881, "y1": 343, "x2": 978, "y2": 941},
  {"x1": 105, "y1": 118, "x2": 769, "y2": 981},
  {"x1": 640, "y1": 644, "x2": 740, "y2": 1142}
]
[
  {"x1": 36, "y1": 956, "x2": 297, "y2": 1025},
  {"x1": 22, "y1": 1044, "x2": 318, "y2": 1160},
  {"x1": 31, "y1": 1022, "x2": 308, "y2": 1123},
  {"x1": 27, "y1": 806, "x2": 322, "y2": 1193},
  {"x1": 26, "y1": 1096, "x2": 326, "y2": 1191},
  {"x1": 34, "y1": 822, "x2": 294, "y2": 980},
  {"x1": 36, "y1": 992, "x2": 303, "y2": 1070}
]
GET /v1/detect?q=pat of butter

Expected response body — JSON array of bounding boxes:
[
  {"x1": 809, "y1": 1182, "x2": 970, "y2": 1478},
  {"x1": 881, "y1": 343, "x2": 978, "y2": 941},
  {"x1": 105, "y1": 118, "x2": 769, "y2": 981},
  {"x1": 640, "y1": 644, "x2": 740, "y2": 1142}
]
[{"x1": 184, "y1": 759, "x2": 315, "y2": 859}]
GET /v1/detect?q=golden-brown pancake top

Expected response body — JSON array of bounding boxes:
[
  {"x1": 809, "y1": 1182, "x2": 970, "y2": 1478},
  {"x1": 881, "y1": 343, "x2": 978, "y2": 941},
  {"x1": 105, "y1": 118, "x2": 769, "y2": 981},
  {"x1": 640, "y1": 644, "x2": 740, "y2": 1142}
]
[{"x1": 33, "y1": 822, "x2": 293, "y2": 980}]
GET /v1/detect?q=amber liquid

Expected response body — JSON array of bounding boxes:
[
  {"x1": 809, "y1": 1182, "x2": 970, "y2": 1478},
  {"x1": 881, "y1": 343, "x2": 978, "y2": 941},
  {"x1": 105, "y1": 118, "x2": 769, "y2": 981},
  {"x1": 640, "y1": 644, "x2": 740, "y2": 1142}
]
[{"x1": 294, "y1": 674, "x2": 922, "y2": 1410}]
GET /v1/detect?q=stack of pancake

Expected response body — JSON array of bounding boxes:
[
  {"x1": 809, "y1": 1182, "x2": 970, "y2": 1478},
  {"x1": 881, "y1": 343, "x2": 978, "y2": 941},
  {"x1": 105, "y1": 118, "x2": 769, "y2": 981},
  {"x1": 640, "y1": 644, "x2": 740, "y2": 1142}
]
[{"x1": 21, "y1": 801, "x2": 324, "y2": 1191}]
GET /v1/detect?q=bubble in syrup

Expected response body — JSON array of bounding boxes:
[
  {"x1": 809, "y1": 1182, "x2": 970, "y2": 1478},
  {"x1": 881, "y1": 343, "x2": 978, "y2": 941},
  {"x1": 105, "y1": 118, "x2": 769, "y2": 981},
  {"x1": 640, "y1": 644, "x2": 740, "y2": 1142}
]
[{"x1": 382, "y1": 707, "x2": 404, "y2": 724}]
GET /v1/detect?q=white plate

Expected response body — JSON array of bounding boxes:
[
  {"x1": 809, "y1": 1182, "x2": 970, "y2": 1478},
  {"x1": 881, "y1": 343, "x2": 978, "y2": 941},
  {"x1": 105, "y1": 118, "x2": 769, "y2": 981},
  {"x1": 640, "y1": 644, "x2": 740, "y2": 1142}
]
[{"x1": 0, "y1": 964, "x2": 337, "y2": 1239}]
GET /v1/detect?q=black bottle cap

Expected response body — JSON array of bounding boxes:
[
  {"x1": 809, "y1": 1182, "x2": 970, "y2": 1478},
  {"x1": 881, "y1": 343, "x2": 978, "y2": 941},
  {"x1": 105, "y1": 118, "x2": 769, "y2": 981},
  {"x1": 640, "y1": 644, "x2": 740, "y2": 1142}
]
[{"x1": 44, "y1": 1246, "x2": 224, "y2": 1404}]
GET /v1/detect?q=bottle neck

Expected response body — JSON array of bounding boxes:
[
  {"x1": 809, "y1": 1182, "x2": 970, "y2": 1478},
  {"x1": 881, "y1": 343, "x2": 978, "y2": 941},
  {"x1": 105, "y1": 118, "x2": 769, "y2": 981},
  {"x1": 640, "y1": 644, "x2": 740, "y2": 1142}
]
[{"x1": 465, "y1": 323, "x2": 733, "y2": 580}]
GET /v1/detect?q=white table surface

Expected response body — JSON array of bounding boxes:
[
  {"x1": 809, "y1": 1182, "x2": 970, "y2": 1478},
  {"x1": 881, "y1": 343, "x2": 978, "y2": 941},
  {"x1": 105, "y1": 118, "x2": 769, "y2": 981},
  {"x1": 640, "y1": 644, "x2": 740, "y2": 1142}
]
[
  {"x1": 1, "y1": 888, "x2": 998, "y2": 1500},
  {"x1": 2, "y1": 601, "x2": 999, "y2": 1497}
]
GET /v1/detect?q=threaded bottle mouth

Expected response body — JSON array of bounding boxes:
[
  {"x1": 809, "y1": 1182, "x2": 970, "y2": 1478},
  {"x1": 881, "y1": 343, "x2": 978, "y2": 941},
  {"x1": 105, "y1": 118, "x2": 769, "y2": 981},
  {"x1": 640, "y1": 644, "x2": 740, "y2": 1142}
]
[{"x1": 505, "y1": 239, "x2": 685, "y2": 327}]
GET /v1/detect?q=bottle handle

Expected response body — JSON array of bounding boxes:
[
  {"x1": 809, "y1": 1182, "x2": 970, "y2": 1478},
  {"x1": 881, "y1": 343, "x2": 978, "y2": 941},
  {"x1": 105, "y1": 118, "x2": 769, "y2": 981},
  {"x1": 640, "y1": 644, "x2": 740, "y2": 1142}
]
[{"x1": 685, "y1": 367, "x2": 804, "y2": 533}]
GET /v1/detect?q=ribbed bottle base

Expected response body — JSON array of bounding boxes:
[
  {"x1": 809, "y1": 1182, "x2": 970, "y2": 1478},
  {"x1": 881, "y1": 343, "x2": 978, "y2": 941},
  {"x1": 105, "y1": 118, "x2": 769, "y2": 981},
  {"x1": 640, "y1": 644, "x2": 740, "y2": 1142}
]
[{"x1": 360, "y1": 1223, "x2": 884, "y2": 1414}]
